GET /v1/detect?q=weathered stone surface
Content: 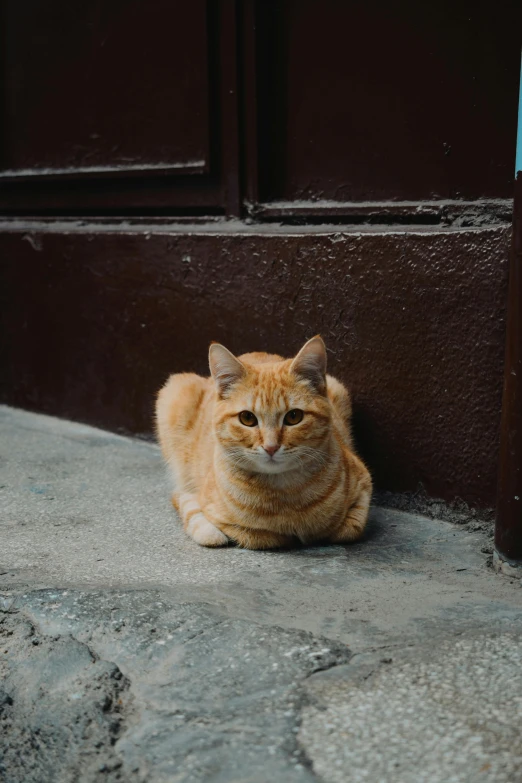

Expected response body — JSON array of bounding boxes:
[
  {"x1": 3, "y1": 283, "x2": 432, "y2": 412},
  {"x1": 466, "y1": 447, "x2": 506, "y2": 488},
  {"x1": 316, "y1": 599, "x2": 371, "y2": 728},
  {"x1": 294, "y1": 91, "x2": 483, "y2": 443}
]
[
  {"x1": 0, "y1": 612, "x2": 129, "y2": 783},
  {"x1": 1, "y1": 406, "x2": 522, "y2": 782},
  {"x1": 300, "y1": 634, "x2": 522, "y2": 783},
  {"x1": 2, "y1": 590, "x2": 351, "y2": 782}
]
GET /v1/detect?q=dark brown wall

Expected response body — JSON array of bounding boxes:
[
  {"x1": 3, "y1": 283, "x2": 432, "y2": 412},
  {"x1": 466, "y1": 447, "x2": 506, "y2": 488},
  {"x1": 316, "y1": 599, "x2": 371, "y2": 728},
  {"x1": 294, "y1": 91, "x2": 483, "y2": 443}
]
[
  {"x1": 0, "y1": 221, "x2": 509, "y2": 507},
  {"x1": 0, "y1": 1, "x2": 518, "y2": 510}
]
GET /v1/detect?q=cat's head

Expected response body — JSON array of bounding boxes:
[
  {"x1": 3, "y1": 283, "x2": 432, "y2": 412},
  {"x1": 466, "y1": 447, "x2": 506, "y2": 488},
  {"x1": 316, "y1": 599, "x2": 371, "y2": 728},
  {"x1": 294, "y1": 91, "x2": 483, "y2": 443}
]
[{"x1": 209, "y1": 336, "x2": 331, "y2": 474}]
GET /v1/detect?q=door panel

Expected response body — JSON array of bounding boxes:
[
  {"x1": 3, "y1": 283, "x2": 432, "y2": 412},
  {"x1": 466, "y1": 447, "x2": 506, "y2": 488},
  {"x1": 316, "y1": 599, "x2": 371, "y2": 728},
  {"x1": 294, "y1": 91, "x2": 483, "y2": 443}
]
[
  {"x1": 256, "y1": 0, "x2": 521, "y2": 203},
  {"x1": 1, "y1": 0, "x2": 210, "y2": 180}
]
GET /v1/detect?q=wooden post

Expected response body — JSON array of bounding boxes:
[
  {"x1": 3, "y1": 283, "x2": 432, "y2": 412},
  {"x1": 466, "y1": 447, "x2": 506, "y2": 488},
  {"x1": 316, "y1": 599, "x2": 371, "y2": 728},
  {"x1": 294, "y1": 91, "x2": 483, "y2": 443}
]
[{"x1": 494, "y1": 56, "x2": 522, "y2": 575}]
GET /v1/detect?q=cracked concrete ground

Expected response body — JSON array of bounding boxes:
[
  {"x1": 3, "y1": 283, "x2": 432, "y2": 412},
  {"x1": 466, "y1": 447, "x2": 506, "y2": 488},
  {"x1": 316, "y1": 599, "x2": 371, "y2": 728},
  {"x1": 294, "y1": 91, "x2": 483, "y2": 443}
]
[{"x1": 1, "y1": 405, "x2": 521, "y2": 783}]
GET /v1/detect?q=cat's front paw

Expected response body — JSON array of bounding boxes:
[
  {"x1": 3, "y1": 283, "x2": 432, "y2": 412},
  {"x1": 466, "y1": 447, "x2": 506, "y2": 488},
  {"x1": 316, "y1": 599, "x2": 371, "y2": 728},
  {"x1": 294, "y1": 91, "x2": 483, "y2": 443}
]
[{"x1": 186, "y1": 512, "x2": 229, "y2": 547}]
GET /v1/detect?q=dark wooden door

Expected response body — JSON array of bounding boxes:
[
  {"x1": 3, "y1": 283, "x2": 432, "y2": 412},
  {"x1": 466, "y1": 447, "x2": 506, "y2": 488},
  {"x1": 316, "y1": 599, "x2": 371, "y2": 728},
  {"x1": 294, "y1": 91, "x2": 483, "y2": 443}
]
[{"x1": 2, "y1": 0, "x2": 519, "y2": 216}]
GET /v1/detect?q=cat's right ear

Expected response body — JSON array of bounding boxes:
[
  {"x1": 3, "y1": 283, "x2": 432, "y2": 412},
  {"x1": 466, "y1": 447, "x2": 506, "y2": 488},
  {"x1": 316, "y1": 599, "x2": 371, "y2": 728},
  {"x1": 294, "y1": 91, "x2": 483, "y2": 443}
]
[
  {"x1": 209, "y1": 343, "x2": 246, "y2": 397},
  {"x1": 290, "y1": 335, "x2": 327, "y2": 393}
]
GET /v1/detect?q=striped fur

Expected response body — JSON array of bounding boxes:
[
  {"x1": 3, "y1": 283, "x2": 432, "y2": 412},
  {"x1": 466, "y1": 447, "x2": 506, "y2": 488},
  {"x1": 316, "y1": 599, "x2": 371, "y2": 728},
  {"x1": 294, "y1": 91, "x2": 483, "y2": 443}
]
[{"x1": 156, "y1": 336, "x2": 372, "y2": 549}]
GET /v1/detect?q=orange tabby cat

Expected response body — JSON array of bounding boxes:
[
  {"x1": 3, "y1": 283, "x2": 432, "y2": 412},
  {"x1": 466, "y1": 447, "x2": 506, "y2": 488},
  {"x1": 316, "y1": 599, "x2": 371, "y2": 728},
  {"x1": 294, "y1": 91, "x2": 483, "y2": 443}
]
[{"x1": 155, "y1": 336, "x2": 372, "y2": 550}]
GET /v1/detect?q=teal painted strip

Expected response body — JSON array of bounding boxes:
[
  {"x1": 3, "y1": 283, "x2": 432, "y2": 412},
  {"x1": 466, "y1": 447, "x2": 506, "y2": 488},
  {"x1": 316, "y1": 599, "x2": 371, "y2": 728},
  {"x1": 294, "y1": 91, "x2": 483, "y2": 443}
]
[{"x1": 515, "y1": 53, "x2": 522, "y2": 177}]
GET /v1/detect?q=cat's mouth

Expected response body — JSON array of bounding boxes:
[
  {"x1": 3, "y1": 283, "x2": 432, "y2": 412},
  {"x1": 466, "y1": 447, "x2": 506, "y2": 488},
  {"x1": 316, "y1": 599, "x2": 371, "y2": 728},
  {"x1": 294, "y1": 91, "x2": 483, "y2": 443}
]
[
  {"x1": 225, "y1": 446, "x2": 299, "y2": 475},
  {"x1": 250, "y1": 449, "x2": 299, "y2": 475},
  {"x1": 261, "y1": 448, "x2": 286, "y2": 463}
]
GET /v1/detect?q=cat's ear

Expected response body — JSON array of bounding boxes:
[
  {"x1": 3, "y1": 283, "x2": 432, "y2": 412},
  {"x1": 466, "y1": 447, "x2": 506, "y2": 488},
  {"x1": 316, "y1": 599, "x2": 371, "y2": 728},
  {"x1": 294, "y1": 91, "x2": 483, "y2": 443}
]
[
  {"x1": 209, "y1": 343, "x2": 246, "y2": 396},
  {"x1": 290, "y1": 335, "x2": 327, "y2": 393}
]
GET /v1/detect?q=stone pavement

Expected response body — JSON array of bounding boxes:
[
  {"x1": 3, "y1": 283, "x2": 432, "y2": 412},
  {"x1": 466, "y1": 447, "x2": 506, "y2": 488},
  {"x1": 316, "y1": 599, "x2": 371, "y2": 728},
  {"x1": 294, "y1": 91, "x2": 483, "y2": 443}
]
[{"x1": 1, "y1": 405, "x2": 521, "y2": 783}]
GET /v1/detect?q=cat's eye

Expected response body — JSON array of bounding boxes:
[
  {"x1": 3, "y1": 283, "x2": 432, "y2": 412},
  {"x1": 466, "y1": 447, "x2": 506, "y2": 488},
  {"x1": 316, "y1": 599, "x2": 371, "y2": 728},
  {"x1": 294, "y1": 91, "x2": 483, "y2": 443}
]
[
  {"x1": 239, "y1": 410, "x2": 258, "y2": 427},
  {"x1": 284, "y1": 409, "x2": 304, "y2": 426}
]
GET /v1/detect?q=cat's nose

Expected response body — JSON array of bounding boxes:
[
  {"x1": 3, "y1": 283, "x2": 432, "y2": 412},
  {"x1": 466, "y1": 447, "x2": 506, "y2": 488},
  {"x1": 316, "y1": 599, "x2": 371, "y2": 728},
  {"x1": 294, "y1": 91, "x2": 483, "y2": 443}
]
[{"x1": 263, "y1": 444, "x2": 280, "y2": 457}]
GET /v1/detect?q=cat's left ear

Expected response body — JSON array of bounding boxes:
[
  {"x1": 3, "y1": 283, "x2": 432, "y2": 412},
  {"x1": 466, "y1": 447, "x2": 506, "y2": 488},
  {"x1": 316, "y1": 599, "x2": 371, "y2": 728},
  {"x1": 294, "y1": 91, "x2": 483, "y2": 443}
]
[
  {"x1": 290, "y1": 335, "x2": 327, "y2": 393},
  {"x1": 209, "y1": 343, "x2": 246, "y2": 397}
]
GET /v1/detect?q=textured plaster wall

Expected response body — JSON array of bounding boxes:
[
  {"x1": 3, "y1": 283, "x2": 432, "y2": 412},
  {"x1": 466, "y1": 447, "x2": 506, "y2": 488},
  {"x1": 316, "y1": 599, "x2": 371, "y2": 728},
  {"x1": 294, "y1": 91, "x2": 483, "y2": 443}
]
[{"x1": 0, "y1": 222, "x2": 510, "y2": 506}]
